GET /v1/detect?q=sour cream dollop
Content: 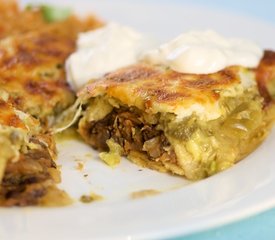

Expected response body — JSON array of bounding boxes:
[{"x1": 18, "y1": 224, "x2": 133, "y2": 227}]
[
  {"x1": 142, "y1": 30, "x2": 263, "y2": 74},
  {"x1": 66, "y1": 23, "x2": 153, "y2": 91}
]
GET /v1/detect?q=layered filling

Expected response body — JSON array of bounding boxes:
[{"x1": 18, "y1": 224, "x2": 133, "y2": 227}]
[
  {"x1": 0, "y1": 99, "x2": 70, "y2": 206},
  {"x1": 78, "y1": 86, "x2": 269, "y2": 180},
  {"x1": 79, "y1": 105, "x2": 177, "y2": 173},
  {"x1": 1, "y1": 142, "x2": 55, "y2": 206},
  {"x1": 0, "y1": 131, "x2": 71, "y2": 206}
]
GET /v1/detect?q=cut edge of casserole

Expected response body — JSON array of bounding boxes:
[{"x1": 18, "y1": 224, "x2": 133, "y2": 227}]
[
  {"x1": 0, "y1": 0, "x2": 104, "y2": 206},
  {"x1": 0, "y1": 92, "x2": 71, "y2": 206},
  {"x1": 73, "y1": 52, "x2": 275, "y2": 180}
]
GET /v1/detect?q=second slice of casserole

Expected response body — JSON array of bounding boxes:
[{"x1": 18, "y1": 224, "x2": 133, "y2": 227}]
[{"x1": 76, "y1": 52, "x2": 275, "y2": 180}]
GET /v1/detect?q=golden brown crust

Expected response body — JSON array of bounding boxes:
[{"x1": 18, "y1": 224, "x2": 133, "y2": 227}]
[
  {"x1": 0, "y1": 100, "x2": 26, "y2": 129},
  {"x1": 0, "y1": 3, "x2": 103, "y2": 122},
  {"x1": 79, "y1": 64, "x2": 240, "y2": 115},
  {"x1": 256, "y1": 50, "x2": 275, "y2": 106},
  {"x1": 0, "y1": 30, "x2": 75, "y2": 120}
]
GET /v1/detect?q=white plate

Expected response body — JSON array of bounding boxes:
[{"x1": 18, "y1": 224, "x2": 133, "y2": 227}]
[{"x1": 1, "y1": 1, "x2": 275, "y2": 239}]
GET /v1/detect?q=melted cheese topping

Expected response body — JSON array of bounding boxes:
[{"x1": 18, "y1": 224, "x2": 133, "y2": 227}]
[{"x1": 79, "y1": 64, "x2": 255, "y2": 121}]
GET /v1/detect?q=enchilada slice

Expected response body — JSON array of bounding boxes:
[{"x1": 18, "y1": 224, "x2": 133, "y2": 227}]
[{"x1": 76, "y1": 51, "x2": 275, "y2": 180}]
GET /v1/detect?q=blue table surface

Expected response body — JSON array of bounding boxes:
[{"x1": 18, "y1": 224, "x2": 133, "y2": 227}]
[{"x1": 162, "y1": 1, "x2": 275, "y2": 240}]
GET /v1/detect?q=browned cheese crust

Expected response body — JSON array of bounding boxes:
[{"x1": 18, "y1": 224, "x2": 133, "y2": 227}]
[
  {"x1": 257, "y1": 50, "x2": 275, "y2": 106},
  {"x1": 0, "y1": 1, "x2": 103, "y2": 123},
  {"x1": 79, "y1": 64, "x2": 240, "y2": 113}
]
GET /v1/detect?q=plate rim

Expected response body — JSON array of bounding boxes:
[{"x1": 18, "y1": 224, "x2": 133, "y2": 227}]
[{"x1": 2, "y1": 1, "x2": 275, "y2": 239}]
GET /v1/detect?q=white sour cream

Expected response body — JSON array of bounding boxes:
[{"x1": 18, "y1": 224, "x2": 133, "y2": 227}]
[
  {"x1": 142, "y1": 30, "x2": 263, "y2": 74},
  {"x1": 66, "y1": 23, "x2": 153, "y2": 91}
]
